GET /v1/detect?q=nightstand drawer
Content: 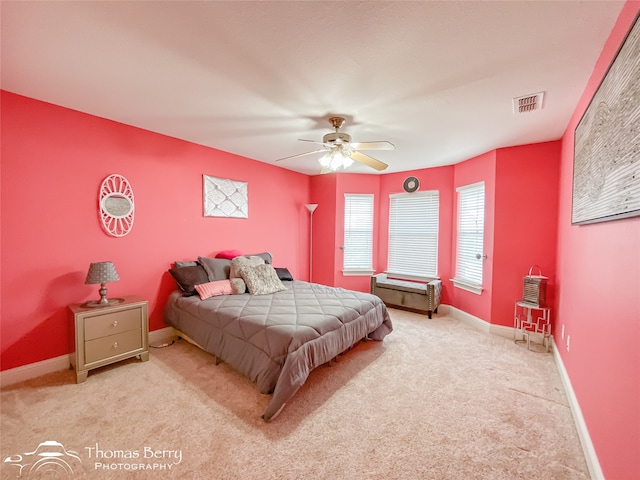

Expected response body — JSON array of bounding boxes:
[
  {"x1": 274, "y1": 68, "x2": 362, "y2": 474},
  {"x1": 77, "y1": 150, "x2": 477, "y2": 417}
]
[
  {"x1": 84, "y1": 307, "x2": 143, "y2": 340},
  {"x1": 85, "y1": 329, "x2": 143, "y2": 364}
]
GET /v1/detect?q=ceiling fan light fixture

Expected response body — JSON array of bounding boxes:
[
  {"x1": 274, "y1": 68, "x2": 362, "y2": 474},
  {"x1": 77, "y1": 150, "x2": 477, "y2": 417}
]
[
  {"x1": 276, "y1": 116, "x2": 392, "y2": 172},
  {"x1": 319, "y1": 147, "x2": 354, "y2": 171}
]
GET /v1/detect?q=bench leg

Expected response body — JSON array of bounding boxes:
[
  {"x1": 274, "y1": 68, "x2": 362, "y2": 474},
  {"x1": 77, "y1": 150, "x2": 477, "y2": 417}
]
[{"x1": 428, "y1": 311, "x2": 432, "y2": 319}]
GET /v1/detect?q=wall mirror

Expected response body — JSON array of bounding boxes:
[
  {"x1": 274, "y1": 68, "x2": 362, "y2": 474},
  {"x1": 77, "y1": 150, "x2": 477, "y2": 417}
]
[{"x1": 99, "y1": 174, "x2": 135, "y2": 237}]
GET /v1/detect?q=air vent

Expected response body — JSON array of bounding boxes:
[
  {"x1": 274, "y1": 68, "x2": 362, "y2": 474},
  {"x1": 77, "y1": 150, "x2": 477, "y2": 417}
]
[{"x1": 513, "y1": 92, "x2": 545, "y2": 114}]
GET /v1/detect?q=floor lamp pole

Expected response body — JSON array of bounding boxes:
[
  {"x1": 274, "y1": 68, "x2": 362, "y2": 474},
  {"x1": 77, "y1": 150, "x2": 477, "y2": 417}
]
[{"x1": 305, "y1": 204, "x2": 318, "y2": 282}]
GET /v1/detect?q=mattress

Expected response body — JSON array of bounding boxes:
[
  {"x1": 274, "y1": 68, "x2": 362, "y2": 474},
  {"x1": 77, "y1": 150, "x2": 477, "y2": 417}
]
[{"x1": 163, "y1": 280, "x2": 393, "y2": 421}]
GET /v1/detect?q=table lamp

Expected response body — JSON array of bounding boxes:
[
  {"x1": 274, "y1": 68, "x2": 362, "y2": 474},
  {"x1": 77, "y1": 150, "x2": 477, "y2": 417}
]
[{"x1": 82, "y1": 261, "x2": 123, "y2": 307}]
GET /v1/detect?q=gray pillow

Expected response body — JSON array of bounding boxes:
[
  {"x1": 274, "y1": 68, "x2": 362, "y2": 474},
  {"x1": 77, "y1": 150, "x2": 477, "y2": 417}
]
[
  {"x1": 174, "y1": 260, "x2": 198, "y2": 268},
  {"x1": 168, "y1": 265, "x2": 209, "y2": 296},
  {"x1": 240, "y1": 264, "x2": 286, "y2": 295},
  {"x1": 198, "y1": 256, "x2": 232, "y2": 281},
  {"x1": 275, "y1": 267, "x2": 293, "y2": 281},
  {"x1": 245, "y1": 252, "x2": 273, "y2": 265}
]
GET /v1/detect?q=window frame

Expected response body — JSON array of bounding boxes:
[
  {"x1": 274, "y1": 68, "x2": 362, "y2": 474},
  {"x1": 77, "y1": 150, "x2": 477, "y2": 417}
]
[
  {"x1": 342, "y1": 193, "x2": 375, "y2": 276},
  {"x1": 452, "y1": 181, "x2": 486, "y2": 294},
  {"x1": 386, "y1": 190, "x2": 440, "y2": 281}
]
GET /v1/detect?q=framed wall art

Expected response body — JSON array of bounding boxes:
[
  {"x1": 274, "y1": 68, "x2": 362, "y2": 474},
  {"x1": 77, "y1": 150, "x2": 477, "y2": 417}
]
[
  {"x1": 572, "y1": 13, "x2": 640, "y2": 225},
  {"x1": 203, "y1": 175, "x2": 248, "y2": 218}
]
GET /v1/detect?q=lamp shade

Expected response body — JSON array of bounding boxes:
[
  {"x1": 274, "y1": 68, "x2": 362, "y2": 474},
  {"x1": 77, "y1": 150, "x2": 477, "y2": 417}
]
[
  {"x1": 85, "y1": 261, "x2": 120, "y2": 285},
  {"x1": 305, "y1": 203, "x2": 318, "y2": 214}
]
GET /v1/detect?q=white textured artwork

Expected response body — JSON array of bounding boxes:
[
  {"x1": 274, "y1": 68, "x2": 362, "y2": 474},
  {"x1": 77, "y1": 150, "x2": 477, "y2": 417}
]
[
  {"x1": 203, "y1": 175, "x2": 248, "y2": 218},
  {"x1": 572, "y1": 14, "x2": 640, "y2": 225}
]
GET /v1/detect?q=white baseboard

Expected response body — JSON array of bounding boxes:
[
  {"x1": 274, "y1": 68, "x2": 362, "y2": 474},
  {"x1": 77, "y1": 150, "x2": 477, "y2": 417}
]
[
  {"x1": 0, "y1": 354, "x2": 72, "y2": 388},
  {"x1": 148, "y1": 326, "x2": 176, "y2": 346},
  {"x1": 443, "y1": 304, "x2": 513, "y2": 340},
  {"x1": 444, "y1": 304, "x2": 549, "y2": 342},
  {"x1": 553, "y1": 340, "x2": 603, "y2": 480},
  {"x1": 0, "y1": 327, "x2": 176, "y2": 389}
]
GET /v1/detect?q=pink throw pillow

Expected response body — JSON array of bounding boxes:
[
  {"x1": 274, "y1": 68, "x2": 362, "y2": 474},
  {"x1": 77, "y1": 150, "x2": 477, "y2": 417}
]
[
  {"x1": 195, "y1": 280, "x2": 234, "y2": 299},
  {"x1": 215, "y1": 249, "x2": 244, "y2": 260}
]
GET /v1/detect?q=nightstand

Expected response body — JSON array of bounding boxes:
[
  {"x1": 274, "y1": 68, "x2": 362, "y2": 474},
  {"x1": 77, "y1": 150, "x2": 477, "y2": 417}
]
[{"x1": 69, "y1": 295, "x2": 149, "y2": 383}]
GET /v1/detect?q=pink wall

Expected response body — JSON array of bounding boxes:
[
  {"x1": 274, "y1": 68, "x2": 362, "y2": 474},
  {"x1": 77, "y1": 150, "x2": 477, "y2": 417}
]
[
  {"x1": 555, "y1": 3, "x2": 640, "y2": 478},
  {"x1": 308, "y1": 174, "x2": 337, "y2": 287},
  {"x1": 491, "y1": 142, "x2": 561, "y2": 327},
  {"x1": 1, "y1": 91, "x2": 311, "y2": 371}
]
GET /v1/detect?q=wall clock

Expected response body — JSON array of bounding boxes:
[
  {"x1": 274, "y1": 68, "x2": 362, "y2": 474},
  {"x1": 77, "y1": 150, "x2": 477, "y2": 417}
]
[
  {"x1": 403, "y1": 176, "x2": 420, "y2": 193},
  {"x1": 99, "y1": 174, "x2": 135, "y2": 237}
]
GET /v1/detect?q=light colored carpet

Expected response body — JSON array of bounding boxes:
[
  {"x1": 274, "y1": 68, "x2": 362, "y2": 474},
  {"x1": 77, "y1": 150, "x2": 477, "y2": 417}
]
[{"x1": 1, "y1": 309, "x2": 589, "y2": 479}]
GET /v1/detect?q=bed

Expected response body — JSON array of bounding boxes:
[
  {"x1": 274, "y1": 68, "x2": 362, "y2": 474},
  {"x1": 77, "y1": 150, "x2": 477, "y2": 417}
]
[{"x1": 163, "y1": 262, "x2": 393, "y2": 421}]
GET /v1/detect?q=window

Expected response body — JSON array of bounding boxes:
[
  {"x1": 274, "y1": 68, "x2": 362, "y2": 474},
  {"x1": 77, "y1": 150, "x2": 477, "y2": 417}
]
[
  {"x1": 343, "y1": 194, "x2": 374, "y2": 274},
  {"x1": 387, "y1": 191, "x2": 439, "y2": 280},
  {"x1": 453, "y1": 182, "x2": 485, "y2": 294}
]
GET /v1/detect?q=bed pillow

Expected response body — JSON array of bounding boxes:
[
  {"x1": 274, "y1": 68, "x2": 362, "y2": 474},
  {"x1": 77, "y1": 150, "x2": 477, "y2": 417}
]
[
  {"x1": 198, "y1": 256, "x2": 232, "y2": 281},
  {"x1": 230, "y1": 255, "x2": 265, "y2": 279},
  {"x1": 245, "y1": 252, "x2": 273, "y2": 265},
  {"x1": 174, "y1": 260, "x2": 198, "y2": 268},
  {"x1": 168, "y1": 265, "x2": 210, "y2": 296},
  {"x1": 240, "y1": 264, "x2": 287, "y2": 295},
  {"x1": 195, "y1": 280, "x2": 234, "y2": 299},
  {"x1": 215, "y1": 249, "x2": 244, "y2": 260},
  {"x1": 230, "y1": 277, "x2": 247, "y2": 294},
  {"x1": 275, "y1": 267, "x2": 293, "y2": 281}
]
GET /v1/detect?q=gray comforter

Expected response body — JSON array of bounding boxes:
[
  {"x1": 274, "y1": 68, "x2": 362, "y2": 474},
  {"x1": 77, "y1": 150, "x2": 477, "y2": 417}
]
[{"x1": 163, "y1": 280, "x2": 393, "y2": 421}]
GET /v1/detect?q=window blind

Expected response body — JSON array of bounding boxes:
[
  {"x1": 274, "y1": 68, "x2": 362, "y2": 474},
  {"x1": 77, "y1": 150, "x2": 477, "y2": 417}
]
[
  {"x1": 454, "y1": 182, "x2": 485, "y2": 289},
  {"x1": 343, "y1": 194, "x2": 374, "y2": 271},
  {"x1": 387, "y1": 191, "x2": 439, "y2": 278}
]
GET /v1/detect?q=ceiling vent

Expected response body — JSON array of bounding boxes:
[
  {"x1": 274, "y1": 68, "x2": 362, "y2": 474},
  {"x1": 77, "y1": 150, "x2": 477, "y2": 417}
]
[{"x1": 513, "y1": 92, "x2": 545, "y2": 114}]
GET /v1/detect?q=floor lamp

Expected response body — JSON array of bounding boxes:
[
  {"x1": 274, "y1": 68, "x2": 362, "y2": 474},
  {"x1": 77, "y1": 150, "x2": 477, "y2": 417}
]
[{"x1": 305, "y1": 204, "x2": 318, "y2": 282}]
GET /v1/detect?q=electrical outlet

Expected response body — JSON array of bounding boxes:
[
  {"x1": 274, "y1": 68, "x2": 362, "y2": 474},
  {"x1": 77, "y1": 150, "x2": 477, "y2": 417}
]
[
  {"x1": 566, "y1": 335, "x2": 571, "y2": 352},
  {"x1": 561, "y1": 325, "x2": 565, "y2": 339}
]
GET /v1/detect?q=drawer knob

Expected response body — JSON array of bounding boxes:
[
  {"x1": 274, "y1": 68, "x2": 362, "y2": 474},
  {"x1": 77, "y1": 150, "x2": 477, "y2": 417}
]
[
  {"x1": 113, "y1": 342, "x2": 119, "y2": 349},
  {"x1": 112, "y1": 320, "x2": 118, "y2": 327}
]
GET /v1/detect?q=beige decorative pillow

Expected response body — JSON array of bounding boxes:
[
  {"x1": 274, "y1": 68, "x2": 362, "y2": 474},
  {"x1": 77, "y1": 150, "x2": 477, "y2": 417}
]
[
  {"x1": 240, "y1": 264, "x2": 286, "y2": 295},
  {"x1": 230, "y1": 255, "x2": 265, "y2": 279},
  {"x1": 230, "y1": 277, "x2": 246, "y2": 294}
]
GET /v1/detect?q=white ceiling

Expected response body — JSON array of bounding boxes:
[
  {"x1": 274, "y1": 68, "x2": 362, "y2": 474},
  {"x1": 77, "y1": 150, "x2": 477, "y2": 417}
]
[{"x1": 1, "y1": 1, "x2": 625, "y2": 175}]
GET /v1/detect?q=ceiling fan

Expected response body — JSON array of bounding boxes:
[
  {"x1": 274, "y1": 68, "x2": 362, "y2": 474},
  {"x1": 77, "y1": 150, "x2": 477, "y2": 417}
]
[{"x1": 276, "y1": 116, "x2": 395, "y2": 172}]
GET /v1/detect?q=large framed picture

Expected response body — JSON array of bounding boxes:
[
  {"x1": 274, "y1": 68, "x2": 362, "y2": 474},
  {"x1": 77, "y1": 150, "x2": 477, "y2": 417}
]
[{"x1": 572, "y1": 13, "x2": 640, "y2": 225}]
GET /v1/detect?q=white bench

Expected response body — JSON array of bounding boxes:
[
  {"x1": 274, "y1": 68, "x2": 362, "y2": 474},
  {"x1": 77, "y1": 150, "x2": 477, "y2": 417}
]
[{"x1": 370, "y1": 274, "x2": 442, "y2": 318}]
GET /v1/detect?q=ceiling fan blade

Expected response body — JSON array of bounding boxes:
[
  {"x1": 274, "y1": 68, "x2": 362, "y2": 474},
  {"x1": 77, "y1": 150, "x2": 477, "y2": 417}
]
[
  {"x1": 350, "y1": 151, "x2": 389, "y2": 171},
  {"x1": 350, "y1": 141, "x2": 395, "y2": 151},
  {"x1": 298, "y1": 139, "x2": 326, "y2": 146},
  {"x1": 275, "y1": 149, "x2": 325, "y2": 162}
]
